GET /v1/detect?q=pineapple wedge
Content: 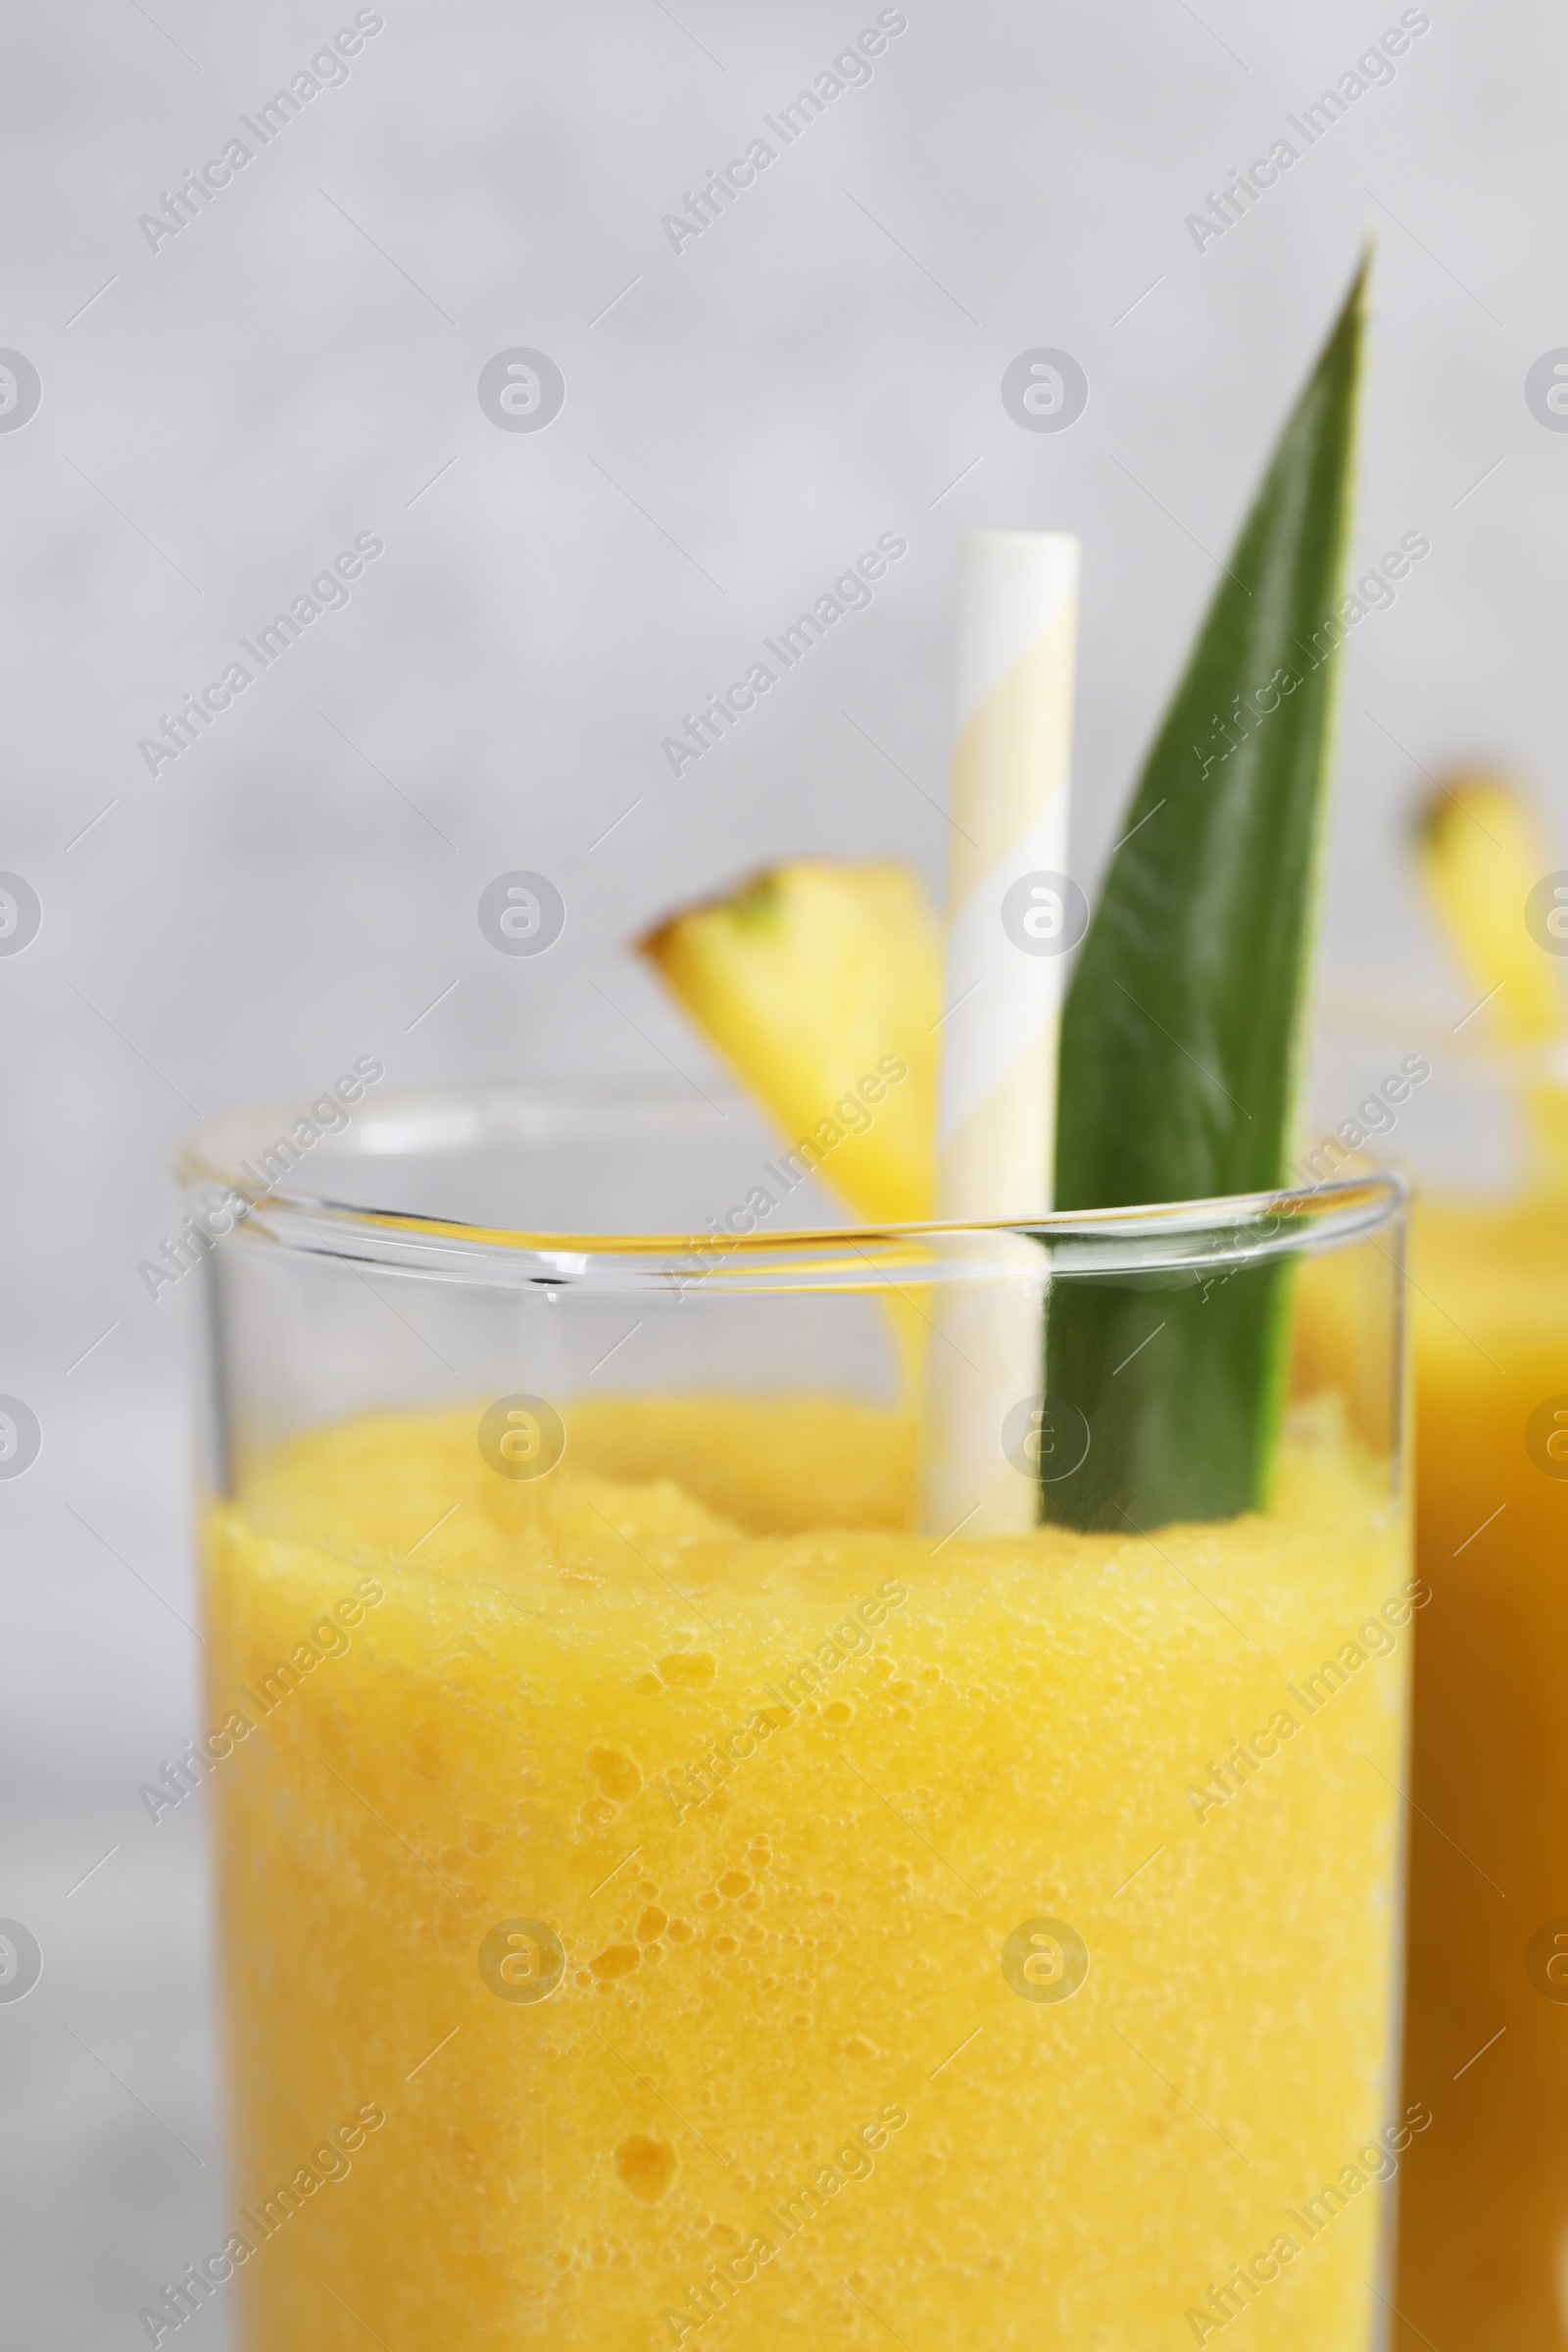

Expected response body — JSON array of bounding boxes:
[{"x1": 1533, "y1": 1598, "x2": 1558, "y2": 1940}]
[
  {"x1": 1415, "y1": 771, "x2": 1568, "y2": 1192},
  {"x1": 637, "y1": 859, "x2": 940, "y2": 1224},
  {"x1": 1415, "y1": 773, "x2": 1565, "y2": 1043}
]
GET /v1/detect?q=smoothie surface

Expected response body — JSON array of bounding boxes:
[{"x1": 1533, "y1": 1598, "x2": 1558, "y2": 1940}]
[{"x1": 204, "y1": 1394, "x2": 1408, "y2": 2351}]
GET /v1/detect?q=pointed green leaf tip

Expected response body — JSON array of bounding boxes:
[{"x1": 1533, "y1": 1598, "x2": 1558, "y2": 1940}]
[{"x1": 1047, "y1": 258, "x2": 1367, "y2": 1531}]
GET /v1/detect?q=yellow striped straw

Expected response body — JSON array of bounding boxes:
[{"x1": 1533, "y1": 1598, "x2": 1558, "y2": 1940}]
[{"x1": 922, "y1": 529, "x2": 1080, "y2": 1538}]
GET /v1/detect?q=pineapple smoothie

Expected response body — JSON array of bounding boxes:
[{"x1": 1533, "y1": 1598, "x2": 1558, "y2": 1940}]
[
  {"x1": 175, "y1": 267, "x2": 1401, "y2": 2350},
  {"x1": 1379, "y1": 774, "x2": 1568, "y2": 2347},
  {"x1": 201, "y1": 1389, "x2": 1410, "y2": 2352},
  {"x1": 1396, "y1": 1195, "x2": 1568, "y2": 2350}
]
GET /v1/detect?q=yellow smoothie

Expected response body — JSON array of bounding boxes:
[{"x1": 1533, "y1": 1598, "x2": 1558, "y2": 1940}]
[
  {"x1": 1396, "y1": 1195, "x2": 1568, "y2": 2352},
  {"x1": 200, "y1": 1392, "x2": 1409, "y2": 2351}
]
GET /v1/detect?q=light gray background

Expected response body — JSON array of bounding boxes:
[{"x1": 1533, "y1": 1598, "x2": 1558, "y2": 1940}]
[{"x1": 2, "y1": 0, "x2": 1559, "y2": 2340}]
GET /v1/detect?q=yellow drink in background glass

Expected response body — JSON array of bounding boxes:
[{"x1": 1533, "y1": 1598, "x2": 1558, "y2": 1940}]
[
  {"x1": 1395, "y1": 1191, "x2": 1568, "y2": 2352},
  {"x1": 1313, "y1": 954, "x2": 1568, "y2": 2345},
  {"x1": 178, "y1": 1088, "x2": 1410, "y2": 2351}
]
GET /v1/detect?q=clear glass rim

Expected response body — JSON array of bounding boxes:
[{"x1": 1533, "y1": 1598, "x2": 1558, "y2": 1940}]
[{"x1": 175, "y1": 1081, "x2": 1406, "y2": 1289}]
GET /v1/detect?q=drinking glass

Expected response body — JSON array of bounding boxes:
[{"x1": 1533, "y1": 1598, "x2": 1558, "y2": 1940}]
[
  {"x1": 1315, "y1": 1008, "x2": 1568, "y2": 2352},
  {"x1": 174, "y1": 1080, "x2": 1410, "y2": 2351}
]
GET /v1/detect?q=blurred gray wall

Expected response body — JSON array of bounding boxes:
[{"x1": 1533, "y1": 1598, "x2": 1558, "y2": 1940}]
[{"x1": 2, "y1": 0, "x2": 1561, "y2": 2339}]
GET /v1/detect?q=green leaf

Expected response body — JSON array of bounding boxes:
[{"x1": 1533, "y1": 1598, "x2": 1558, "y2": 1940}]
[{"x1": 1046, "y1": 258, "x2": 1367, "y2": 1531}]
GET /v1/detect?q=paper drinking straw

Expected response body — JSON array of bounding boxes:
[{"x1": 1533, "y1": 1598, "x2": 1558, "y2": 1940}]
[{"x1": 921, "y1": 530, "x2": 1079, "y2": 1539}]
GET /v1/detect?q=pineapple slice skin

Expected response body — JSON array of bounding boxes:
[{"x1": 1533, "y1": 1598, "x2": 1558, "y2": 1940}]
[{"x1": 638, "y1": 859, "x2": 940, "y2": 1225}]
